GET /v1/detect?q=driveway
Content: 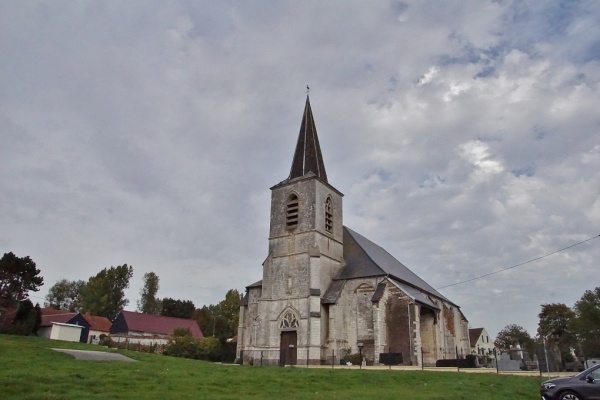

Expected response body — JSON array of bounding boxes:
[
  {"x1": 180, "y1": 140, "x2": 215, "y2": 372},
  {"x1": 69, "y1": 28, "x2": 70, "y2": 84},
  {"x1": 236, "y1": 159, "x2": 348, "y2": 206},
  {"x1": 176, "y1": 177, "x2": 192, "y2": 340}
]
[{"x1": 51, "y1": 348, "x2": 137, "y2": 362}]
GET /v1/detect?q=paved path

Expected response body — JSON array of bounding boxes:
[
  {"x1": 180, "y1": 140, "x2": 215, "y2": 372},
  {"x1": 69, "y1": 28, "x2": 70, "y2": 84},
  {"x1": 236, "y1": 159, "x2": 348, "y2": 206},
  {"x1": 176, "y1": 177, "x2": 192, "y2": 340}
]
[{"x1": 51, "y1": 348, "x2": 137, "y2": 362}]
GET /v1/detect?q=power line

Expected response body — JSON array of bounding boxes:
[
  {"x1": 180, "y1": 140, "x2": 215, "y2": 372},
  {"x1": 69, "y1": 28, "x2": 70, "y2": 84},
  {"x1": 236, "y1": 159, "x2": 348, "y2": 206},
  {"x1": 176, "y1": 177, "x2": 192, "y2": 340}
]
[{"x1": 437, "y1": 234, "x2": 600, "y2": 290}]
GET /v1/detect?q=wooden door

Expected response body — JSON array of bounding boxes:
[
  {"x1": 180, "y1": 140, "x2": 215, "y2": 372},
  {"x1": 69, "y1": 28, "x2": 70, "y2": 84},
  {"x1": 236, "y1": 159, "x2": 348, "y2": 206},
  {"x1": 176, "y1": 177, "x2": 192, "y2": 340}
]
[{"x1": 279, "y1": 331, "x2": 297, "y2": 366}]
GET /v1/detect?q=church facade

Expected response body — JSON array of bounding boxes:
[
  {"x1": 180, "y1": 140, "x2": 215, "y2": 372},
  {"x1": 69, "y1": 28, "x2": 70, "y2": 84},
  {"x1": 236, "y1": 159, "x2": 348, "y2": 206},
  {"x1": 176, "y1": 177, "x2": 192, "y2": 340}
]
[{"x1": 236, "y1": 96, "x2": 469, "y2": 366}]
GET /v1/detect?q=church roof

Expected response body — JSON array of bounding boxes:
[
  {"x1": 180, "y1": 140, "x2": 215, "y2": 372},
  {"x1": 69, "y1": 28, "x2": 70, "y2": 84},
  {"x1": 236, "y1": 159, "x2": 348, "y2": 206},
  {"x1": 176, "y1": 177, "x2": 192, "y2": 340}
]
[
  {"x1": 288, "y1": 95, "x2": 328, "y2": 183},
  {"x1": 337, "y1": 226, "x2": 453, "y2": 305},
  {"x1": 389, "y1": 278, "x2": 440, "y2": 310},
  {"x1": 321, "y1": 280, "x2": 345, "y2": 305}
]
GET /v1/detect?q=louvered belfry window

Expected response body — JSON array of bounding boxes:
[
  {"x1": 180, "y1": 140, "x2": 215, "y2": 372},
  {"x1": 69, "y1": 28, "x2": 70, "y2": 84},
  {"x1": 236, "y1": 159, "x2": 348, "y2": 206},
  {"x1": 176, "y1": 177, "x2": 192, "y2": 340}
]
[
  {"x1": 286, "y1": 194, "x2": 299, "y2": 228},
  {"x1": 325, "y1": 196, "x2": 333, "y2": 233}
]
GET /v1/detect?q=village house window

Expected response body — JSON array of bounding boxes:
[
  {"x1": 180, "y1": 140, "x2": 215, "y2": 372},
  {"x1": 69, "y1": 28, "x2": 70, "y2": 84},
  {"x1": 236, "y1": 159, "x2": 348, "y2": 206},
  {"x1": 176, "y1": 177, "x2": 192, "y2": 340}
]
[
  {"x1": 325, "y1": 196, "x2": 333, "y2": 233},
  {"x1": 286, "y1": 194, "x2": 299, "y2": 229},
  {"x1": 279, "y1": 311, "x2": 299, "y2": 330}
]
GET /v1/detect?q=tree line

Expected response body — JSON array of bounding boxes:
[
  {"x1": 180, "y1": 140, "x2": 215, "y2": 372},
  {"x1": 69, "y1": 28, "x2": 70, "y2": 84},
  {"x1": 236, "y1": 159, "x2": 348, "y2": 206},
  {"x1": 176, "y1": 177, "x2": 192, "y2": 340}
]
[
  {"x1": 0, "y1": 251, "x2": 241, "y2": 341},
  {"x1": 7, "y1": 249, "x2": 598, "y2": 362},
  {"x1": 494, "y1": 287, "x2": 600, "y2": 362},
  {"x1": 46, "y1": 269, "x2": 242, "y2": 340}
]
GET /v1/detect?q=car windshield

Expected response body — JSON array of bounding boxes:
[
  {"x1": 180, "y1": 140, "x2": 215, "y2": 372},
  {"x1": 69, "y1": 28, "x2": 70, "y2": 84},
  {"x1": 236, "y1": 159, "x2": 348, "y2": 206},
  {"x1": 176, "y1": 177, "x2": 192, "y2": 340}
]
[{"x1": 575, "y1": 364, "x2": 600, "y2": 379}]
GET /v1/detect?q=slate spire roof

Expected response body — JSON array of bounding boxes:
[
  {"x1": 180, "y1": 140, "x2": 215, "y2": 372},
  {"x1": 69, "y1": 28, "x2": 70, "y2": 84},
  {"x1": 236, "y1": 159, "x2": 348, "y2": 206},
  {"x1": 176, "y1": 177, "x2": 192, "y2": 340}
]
[{"x1": 288, "y1": 95, "x2": 328, "y2": 183}]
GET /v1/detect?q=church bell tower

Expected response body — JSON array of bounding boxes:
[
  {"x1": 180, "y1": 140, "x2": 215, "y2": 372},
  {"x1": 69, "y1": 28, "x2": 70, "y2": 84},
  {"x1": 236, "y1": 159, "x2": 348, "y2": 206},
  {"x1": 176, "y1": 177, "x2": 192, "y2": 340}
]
[{"x1": 257, "y1": 95, "x2": 344, "y2": 365}]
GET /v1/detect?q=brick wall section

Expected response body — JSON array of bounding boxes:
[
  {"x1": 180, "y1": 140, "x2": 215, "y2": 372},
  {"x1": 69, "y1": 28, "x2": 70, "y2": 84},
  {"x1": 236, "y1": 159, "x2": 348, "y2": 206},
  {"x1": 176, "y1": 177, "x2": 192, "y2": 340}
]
[{"x1": 385, "y1": 285, "x2": 412, "y2": 364}]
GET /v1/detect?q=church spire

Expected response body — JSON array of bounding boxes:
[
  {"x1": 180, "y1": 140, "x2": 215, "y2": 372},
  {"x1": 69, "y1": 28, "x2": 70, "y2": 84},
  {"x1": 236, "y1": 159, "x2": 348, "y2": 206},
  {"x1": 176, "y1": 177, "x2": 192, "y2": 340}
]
[{"x1": 288, "y1": 95, "x2": 328, "y2": 183}]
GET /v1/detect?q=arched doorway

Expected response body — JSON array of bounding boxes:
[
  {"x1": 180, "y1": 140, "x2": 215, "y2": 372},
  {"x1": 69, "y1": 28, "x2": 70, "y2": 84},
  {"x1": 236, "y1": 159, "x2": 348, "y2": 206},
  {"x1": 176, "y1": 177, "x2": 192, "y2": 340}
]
[{"x1": 279, "y1": 310, "x2": 299, "y2": 366}]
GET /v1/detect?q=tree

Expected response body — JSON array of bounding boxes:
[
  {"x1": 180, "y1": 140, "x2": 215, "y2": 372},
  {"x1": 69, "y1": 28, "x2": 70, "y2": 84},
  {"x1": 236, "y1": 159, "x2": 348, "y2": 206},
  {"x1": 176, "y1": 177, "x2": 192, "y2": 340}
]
[
  {"x1": 218, "y1": 289, "x2": 242, "y2": 337},
  {"x1": 161, "y1": 298, "x2": 195, "y2": 319},
  {"x1": 537, "y1": 303, "x2": 576, "y2": 361},
  {"x1": 44, "y1": 279, "x2": 85, "y2": 312},
  {"x1": 571, "y1": 287, "x2": 600, "y2": 357},
  {"x1": 495, "y1": 324, "x2": 534, "y2": 355},
  {"x1": 0, "y1": 299, "x2": 41, "y2": 336},
  {"x1": 193, "y1": 289, "x2": 242, "y2": 339},
  {"x1": 193, "y1": 306, "x2": 212, "y2": 335},
  {"x1": 137, "y1": 272, "x2": 161, "y2": 314},
  {"x1": 0, "y1": 252, "x2": 43, "y2": 308},
  {"x1": 81, "y1": 264, "x2": 133, "y2": 321}
]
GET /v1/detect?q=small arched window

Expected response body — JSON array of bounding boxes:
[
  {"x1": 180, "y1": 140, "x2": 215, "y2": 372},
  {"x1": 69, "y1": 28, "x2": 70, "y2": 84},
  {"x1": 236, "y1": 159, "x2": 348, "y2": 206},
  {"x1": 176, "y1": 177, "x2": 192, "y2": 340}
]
[
  {"x1": 279, "y1": 311, "x2": 299, "y2": 330},
  {"x1": 325, "y1": 196, "x2": 333, "y2": 233},
  {"x1": 286, "y1": 194, "x2": 299, "y2": 229}
]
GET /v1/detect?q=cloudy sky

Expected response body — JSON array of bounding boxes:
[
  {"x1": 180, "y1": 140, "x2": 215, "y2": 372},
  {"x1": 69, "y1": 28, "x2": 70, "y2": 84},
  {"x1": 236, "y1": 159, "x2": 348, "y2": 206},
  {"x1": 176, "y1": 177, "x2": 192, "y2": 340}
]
[{"x1": 2, "y1": 1, "x2": 599, "y2": 338}]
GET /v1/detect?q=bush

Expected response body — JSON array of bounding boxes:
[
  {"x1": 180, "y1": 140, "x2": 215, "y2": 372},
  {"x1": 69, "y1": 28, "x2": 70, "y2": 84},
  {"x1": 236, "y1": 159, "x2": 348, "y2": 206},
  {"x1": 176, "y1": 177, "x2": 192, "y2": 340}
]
[
  {"x1": 346, "y1": 353, "x2": 364, "y2": 365},
  {"x1": 98, "y1": 334, "x2": 110, "y2": 346},
  {"x1": 162, "y1": 331, "x2": 232, "y2": 362}
]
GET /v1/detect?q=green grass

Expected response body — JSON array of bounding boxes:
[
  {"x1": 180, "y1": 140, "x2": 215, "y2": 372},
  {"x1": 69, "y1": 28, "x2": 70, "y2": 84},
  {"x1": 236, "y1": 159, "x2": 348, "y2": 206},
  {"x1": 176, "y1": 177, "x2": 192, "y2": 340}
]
[{"x1": 0, "y1": 334, "x2": 543, "y2": 399}]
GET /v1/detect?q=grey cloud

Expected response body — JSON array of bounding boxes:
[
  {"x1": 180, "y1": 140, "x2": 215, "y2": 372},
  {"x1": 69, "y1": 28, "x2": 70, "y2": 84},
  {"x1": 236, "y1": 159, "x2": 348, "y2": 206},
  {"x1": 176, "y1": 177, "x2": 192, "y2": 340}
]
[{"x1": 1, "y1": 0, "x2": 599, "y2": 338}]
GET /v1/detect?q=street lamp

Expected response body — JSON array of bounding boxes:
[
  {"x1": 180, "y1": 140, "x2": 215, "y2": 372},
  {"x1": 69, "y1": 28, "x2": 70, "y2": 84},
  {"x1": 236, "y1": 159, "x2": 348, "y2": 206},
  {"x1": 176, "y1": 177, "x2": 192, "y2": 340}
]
[
  {"x1": 357, "y1": 342, "x2": 364, "y2": 369},
  {"x1": 543, "y1": 335, "x2": 550, "y2": 378},
  {"x1": 211, "y1": 310, "x2": 220, "y2": 337}
]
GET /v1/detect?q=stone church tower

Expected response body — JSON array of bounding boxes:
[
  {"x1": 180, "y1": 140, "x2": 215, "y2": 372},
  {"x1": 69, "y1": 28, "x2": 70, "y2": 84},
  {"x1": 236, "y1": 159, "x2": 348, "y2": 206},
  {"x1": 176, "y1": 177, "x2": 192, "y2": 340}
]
[
  {"x1": 237, "y1": 95, "x2": 343, "y2": 365},
  {"x1": 237, "y1": 95, "x2": 470, "y2": 366}
]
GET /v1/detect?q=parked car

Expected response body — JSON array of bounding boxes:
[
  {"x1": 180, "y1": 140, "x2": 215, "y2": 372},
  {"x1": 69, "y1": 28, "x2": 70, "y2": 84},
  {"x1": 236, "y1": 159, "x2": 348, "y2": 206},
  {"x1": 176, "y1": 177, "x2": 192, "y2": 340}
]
[{"x1": 540, "y1": 363, "x2": 600, "y2": 400}]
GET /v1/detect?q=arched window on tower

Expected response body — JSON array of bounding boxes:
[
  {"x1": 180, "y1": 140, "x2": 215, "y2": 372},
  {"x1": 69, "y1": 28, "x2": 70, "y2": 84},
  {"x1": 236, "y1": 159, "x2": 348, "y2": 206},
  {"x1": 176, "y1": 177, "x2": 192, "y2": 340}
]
[
  {"x1": 286, "y1": 194, "x2": 299, "y2": 229},
  {"x1": 325, "y1": 196, "x2": 333, "y2": 233}
]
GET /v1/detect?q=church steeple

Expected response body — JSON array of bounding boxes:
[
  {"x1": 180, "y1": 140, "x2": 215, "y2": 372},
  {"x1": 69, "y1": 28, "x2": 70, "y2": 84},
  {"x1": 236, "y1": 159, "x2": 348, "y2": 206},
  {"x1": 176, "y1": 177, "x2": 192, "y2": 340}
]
[{"x1": 288, "y1": 95, "x2": 328, "y2": 183}]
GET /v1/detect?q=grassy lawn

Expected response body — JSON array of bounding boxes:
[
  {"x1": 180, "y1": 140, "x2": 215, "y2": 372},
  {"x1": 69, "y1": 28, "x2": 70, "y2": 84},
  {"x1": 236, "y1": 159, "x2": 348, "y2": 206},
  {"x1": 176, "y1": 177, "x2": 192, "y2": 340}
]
[{"x1": 0, "y1": 334, "x2": 543, "y2": 399}]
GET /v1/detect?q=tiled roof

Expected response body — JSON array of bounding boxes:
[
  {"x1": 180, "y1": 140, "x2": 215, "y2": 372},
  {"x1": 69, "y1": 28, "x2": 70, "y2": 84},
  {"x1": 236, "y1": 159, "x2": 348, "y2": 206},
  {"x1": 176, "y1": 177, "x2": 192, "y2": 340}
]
[
  {"x1": 114, "y1": 310, "x2": 204, "y2": 338},
  {"x1": 246, "y1": 280, "x2": 263, "y2": 288},
  {"x1": 469, "y1": 328, "x2": 484, "y2": 346},
  {"x1": 83, "y1": 313, "x2": 112, "y2": 332},
  {"x1": 41, "y1": 312, "x2": 78, "y2": 327}
]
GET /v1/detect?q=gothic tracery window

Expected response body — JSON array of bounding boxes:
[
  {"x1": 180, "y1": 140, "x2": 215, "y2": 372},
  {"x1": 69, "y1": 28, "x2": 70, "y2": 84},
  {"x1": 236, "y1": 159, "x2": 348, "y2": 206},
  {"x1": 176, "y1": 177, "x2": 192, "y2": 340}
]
[
  {"x1": 325, "y1": 196, "x2": 333, "y2": 233},
  {"x1": 286, "y1": 194, "x2": 299, "y2": 229},
  {"x1": 279, "y1": 311, "x2": 299, "y2": 330}
]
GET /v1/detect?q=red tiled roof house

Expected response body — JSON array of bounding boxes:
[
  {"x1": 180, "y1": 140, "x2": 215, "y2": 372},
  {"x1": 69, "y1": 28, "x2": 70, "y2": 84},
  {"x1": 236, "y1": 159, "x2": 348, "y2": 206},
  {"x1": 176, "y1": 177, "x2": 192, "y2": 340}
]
[
  {"x1": 110, "y1": 310, "x2": 204, "y2": 346},
  {"x1": 39, "y1": 310, "x2": 82, "y2": 342},
  {"x1": 39, "y1": 308, "x2": 112, "y2": 344}
]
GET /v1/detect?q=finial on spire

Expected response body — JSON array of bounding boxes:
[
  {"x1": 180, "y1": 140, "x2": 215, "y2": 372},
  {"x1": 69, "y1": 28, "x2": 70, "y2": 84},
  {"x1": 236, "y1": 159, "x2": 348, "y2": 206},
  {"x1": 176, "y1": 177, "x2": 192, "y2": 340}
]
[{"x1": 306, "y1": 85, "x2": 310, "y2": 94}]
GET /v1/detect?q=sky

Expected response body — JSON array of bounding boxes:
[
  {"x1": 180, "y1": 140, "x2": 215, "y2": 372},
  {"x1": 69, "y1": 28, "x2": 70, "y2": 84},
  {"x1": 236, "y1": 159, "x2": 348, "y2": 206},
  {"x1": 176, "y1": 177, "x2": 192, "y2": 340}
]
[{"x1": 1, "y1": 1, "x2": 599, "y2": 339}]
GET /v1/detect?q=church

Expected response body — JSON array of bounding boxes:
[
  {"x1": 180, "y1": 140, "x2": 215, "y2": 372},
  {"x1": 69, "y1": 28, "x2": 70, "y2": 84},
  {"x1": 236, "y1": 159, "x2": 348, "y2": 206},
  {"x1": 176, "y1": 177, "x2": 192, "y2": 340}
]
[{"x1": 236, "y1": 96, "x2": 469, "y2": 366}]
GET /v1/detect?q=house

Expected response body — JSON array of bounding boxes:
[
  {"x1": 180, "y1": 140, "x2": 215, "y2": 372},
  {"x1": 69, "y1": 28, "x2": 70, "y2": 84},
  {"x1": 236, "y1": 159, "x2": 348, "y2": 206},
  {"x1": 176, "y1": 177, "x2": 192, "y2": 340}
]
[
  {"x1": 469, "y1": 327, "x2": 496, "y2": 366},
  {"x1": 110, "y1": 310, "x2": 204, "y2": 346},
  {"x1": 38, "y1": 310, "x2": 78, "y2": 340},
  {"x1": 236, "y1": 96, "x2": 470, "y2": 367},
  {"x1": 83, "y1": 313, "x2": 112, "y2": 343},
  {"x1": 39, "y1": 308, "x2": 112, "y2": 344},
  {"x1": 39, "y1": 310, "x2": 84, "y2": 343}
]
